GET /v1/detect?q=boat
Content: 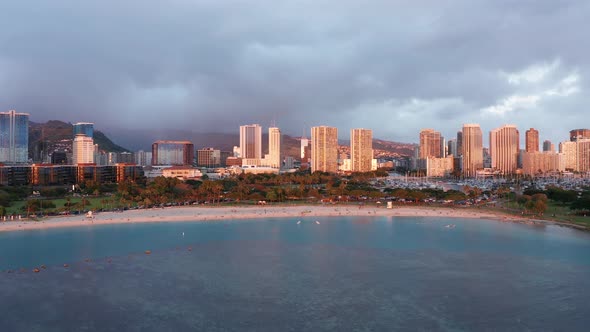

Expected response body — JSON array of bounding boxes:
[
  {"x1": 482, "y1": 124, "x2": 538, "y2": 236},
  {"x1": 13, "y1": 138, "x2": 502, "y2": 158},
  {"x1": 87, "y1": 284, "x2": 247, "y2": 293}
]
[
  {"x1": 315, "y1": 221, "x2": 320, "y2": 225},
  {"x1": 297, "y1": 220, "x2": 301, "y2": 225}
]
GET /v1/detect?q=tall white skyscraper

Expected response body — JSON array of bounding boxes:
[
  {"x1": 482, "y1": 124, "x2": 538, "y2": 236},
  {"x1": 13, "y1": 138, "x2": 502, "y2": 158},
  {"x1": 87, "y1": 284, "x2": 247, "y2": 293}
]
[
  {"x1": 267, "y1": 127, "x2": 281, "y2": 168},
  {"x1": 311, "y1": 126, "x2": 338, "y2": 173},
  {"x1": 350, "y1": 128, "x2": 373, "y2": 172},
  {"x1": 240, "y1": 124, "x2": 262, "y2": 159},
  {"x1": 0, "y1": 110, "x2": 29, "y2": 163},
  {"x1": 73, "y1": 134, "x2": 95, "y2": 164}
]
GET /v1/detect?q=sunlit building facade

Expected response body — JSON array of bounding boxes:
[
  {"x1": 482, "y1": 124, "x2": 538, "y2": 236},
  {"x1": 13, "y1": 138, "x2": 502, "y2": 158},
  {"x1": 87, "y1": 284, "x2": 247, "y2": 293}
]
[
  {"x1": 239, "y1": 124, "x2": 262, "y2": 160},
  {"x1": 419, "y1": 129, "x2": 443, "y2": 159},
  {"x1": 73, "y1": 134, "x2": 94, "y2": 165},
  {"x1": 525, "y1": 128, "x2": 539, "y2": 153},
  {"x1": 311, "y1": 126, "x2": 338, "y2": 173},
  {"x1": 462, "y1": 124, "x2": 483, "y2": 177},
  {"x1": 490, "y1": 125, "x2": 519, "y2": 174},
  {"x1": 266, "y1": 127, "x2": 281, "y2": 168},
  {"x1": 351, "y1": 128, "x2": 373, "y2": 172}
]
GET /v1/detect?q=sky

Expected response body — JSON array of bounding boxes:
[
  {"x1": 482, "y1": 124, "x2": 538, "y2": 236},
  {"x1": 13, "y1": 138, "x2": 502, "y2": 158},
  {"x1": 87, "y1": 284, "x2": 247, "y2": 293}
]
[{"x1": 1, "y1": 0, "x2": 589, "y2": 145}]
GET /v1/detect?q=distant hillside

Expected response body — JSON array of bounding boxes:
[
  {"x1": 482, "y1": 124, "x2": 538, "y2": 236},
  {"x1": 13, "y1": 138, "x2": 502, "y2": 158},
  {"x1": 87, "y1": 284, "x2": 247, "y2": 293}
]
[
  {"x1": 29, "y1": 120, "x2": 128, "y2": 161},
  {"x1": 104, "y1": 128, "x2": 413, "y2": 158}
]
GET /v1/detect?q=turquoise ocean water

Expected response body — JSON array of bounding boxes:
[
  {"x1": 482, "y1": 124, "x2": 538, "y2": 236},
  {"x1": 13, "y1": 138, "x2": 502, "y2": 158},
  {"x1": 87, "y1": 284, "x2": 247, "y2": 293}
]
[{"x1": 1, "y1": 216, "x2": 589, "y2": 331}]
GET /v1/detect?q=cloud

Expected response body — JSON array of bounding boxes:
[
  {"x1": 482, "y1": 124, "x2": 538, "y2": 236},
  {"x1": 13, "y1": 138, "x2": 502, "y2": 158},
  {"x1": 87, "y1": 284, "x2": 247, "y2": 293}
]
[
  {"x1": 0, "y1": 0, "x2": 589, "y2": 147},
  {"x1": 481, "y1": 60, "x2": 581, "y2": 116}
]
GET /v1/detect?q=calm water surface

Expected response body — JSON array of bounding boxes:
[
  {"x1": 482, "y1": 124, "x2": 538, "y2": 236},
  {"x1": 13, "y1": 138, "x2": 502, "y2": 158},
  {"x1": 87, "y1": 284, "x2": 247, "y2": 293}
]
[{"x1": 1, "y1": 216, "x2": 589, "y2": 331}]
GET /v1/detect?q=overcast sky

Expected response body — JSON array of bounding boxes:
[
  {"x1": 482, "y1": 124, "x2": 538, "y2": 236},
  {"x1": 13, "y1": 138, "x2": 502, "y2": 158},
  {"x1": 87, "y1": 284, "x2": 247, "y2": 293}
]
[{"x1": 1, "y1": 0, "x2": 588, "y2": 144}]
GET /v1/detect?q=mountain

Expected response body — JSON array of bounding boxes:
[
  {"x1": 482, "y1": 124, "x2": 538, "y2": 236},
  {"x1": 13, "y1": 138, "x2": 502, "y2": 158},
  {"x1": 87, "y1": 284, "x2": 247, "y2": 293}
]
[
  {"x1": 29, "y1": 120, "x2": 128, "y2": 161},
  {"x1": 103, "y1": 128, "x2": 414, "y2": 158}
]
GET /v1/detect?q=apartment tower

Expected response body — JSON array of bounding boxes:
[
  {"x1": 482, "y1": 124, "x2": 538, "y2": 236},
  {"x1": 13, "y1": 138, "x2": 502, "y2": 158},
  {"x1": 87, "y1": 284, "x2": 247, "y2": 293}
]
[
  {"x1": 419, "y1": 129, "x2": 443, "y2": 158},
  {"x1": 311, "y1": 126, "x2": 338, "y2": 173},
  {"x1": 525, "y1": 128, "x2": 539, "y2": 152},
  {"x1": 350, "y1": 128, "x2": 373, "y2": 172},
  {"x1": 570, "y1": 129, "x2": 590, "y2": 141}
]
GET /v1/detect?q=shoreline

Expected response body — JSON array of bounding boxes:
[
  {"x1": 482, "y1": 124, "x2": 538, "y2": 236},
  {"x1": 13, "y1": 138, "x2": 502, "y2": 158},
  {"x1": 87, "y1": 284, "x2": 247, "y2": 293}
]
[{"x1": 0, "y1": 204, "x2": 573, "y2": 233}]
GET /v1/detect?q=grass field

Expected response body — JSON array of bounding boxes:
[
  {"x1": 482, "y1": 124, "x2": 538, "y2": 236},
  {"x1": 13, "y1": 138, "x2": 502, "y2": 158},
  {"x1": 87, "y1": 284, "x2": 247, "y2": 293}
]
[{"x1": 5, "y1": 196, "x2": 128, "y2": 215}]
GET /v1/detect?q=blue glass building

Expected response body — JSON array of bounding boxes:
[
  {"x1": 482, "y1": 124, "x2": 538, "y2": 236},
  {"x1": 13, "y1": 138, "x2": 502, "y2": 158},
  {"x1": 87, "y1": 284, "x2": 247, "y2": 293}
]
[
  {"x1": 73, "y1": 122, "x2": 94, "y2": 138},
  {"x1": 0, "y1": 110, "x2": 29, "y2": 163}
]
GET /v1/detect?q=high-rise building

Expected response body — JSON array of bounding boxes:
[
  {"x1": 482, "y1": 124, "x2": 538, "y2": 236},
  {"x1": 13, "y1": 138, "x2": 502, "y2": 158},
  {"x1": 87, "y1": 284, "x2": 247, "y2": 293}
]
[
  {"x1": 350, "y1": 128, "x2": 373, "y2": 172},
  {"x1": 559, "y1": 141, "x2": 577, "y2": 171},
  {"x1": 197, "y1": 148, "x2": 221, "y2": 168},
  {"x1": 0, "y1": 110, "x2": 29, "y2": 163},
  {"x1": 426, "y1": 156, "x2": 454, "y2": 177},
  {"x1": 456, "y1": 131, "x2": 463, "y2": 157},
  {"x1": 419, "y1": 129, "x2": 442, "y2": 159},
  {"x1": 239, "y1": 124, "x2": 262, "y2": 160},
  {"x1": 300, "y1": 137, "x2": 309, "y2": 160},
  {"x1": 135, "y1": 150, "x2": 152, "y2": 166},
  {"x1": 73, "y1": 122, "x2": 94, "y2": 138},
  {"x1": 522, "y1": 152, "x2": 563, "y2": 176},
  {"x1": 447, "y1": 139, "x2": 458, "y2": 157},
  {"x1": 543, "y1": 140, "x2": 555, "y2": 152},
  {"x1": 490, "y1": 125, "x2": 519, "y2": 174},
  {"x1": 73, "y1": 134, "x2": 94, "y2": 165},
  {"x1": 577, "y1": 139, "x2": 590, "y2": 173},
  {"x1": 462, "y1": 124, "x2": 483, "y2": 177},
  {"x1": 525, "y1": 128, "x2": 539, "y2": 152},
  {"x1": 267, "y1": 127, "x2": 281, "y2": 168},
  {"x1": 570, "y1": 129, "x2": 590, "y2": 141},
  {"x1": 311, "y1": 126, "x2": 338, "y2": 173},
  {"x1": 151, "y1": 140, "x2": 194, "y2": 165}
]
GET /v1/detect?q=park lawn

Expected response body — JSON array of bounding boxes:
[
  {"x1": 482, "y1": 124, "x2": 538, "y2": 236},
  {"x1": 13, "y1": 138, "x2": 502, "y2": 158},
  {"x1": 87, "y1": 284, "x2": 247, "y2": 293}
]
[
  {"x1": 5, "y1": 196, "x2": 128, "y2": 215},
  {"x1": 543, "y1": 201, "x2": 590, "y2": 227}
]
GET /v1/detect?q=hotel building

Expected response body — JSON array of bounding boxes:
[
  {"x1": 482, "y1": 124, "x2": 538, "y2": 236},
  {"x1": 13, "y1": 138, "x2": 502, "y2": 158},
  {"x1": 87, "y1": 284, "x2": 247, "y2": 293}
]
[
  {"x1": 490, "y1": 125, "x2": 519, "y2": 174},
  {"x1": 311, "y1": 126, "x2": 338, "y2": 173},
  {"x1": 240, "y1": 124, "x2": 262, "y2": 161},
  {"x1": 461, "y1": 124, "x2": 483, "y2": 177},
  {"x1": 72, "y1": 134, "x2": 94, "y2": 165}
]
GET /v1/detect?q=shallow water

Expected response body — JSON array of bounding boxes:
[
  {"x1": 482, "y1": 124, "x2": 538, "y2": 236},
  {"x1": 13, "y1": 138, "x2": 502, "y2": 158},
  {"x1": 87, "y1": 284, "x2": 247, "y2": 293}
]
[{"x1": 1, "y1": 216, "x2": 589, "y2": 331}]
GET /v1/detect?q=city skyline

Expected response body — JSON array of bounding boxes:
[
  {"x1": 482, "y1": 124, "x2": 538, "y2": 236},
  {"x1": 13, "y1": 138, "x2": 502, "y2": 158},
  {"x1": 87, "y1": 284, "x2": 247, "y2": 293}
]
[{"x1": 1, "y1": 2, "x2": 589, "y2": 145}]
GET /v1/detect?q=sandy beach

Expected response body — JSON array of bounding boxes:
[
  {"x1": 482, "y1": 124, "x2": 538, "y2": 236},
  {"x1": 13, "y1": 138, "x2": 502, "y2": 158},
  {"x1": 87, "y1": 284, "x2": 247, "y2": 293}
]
[{"x1": 0, "y1": 204, "x2": 537, "y2": 233}]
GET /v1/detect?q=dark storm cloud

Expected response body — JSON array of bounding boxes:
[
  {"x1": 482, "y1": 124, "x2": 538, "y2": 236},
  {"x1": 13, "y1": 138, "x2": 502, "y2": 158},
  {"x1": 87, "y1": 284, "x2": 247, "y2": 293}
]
[{"x1": 1, "y1": 0, "x2": 589, "y2": 144}]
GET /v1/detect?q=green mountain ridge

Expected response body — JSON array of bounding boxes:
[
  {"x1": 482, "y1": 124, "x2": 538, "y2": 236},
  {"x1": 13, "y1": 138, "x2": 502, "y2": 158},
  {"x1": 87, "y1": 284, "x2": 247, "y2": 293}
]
[{"x1": 29, "y1": 120, "x2": 128, "y2": 161}]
